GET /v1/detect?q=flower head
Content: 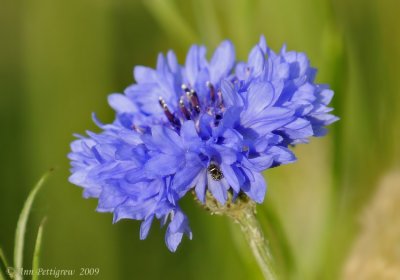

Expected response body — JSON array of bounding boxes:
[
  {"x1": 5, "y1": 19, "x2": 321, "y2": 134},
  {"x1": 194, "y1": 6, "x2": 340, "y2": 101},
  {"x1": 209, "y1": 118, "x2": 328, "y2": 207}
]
[{"x1": 69, "y1": 36, "x2": 338, "y2": 251}]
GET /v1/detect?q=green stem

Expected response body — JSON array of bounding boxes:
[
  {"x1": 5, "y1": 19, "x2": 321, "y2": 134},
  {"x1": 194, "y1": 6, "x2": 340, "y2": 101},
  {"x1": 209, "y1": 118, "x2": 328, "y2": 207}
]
[
  {"x1": 233, "y1": 204, "x2": 278, "y2": 280},
  {"x1": 260, "y1": 205, "x2": 295, "y2": 277},
  {"x1": 202, "y1": 192, "x2": 279, "y2": 279}
]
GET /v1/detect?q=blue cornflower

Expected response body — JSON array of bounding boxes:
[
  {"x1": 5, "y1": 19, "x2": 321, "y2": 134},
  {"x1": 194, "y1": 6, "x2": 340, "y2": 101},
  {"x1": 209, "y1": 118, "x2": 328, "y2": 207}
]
[{"x1": 69, "y1": 36, "x2": 338, "y2": 251}]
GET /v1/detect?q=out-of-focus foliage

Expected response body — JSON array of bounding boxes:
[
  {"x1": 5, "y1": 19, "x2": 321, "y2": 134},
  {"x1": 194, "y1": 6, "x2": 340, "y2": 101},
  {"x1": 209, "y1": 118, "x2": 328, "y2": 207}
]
[
  {"x1": 343, "y1": 170, "x2": 400, "y2": 280},
  {"x1": 0, "y1": 0, "x2": 399, "y2": 279}
]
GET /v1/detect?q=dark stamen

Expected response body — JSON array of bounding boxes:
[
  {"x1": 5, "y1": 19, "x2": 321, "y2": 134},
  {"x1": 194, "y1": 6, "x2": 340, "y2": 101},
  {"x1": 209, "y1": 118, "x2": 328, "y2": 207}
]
[
  {"x1": 179, "y1": 97, "x2": 191, "y2": 120},
  {"x1": 206, "y1": 81, "x2": 215, "y2": 102},
  {"x1": 181, "y1": 84, "x2": 190, "y2": 94},
  {"x1": 189, "y1": 89, "x2": 201, "y2": 113},
  {"x1": 182, "y1": 84, "x2": 200, "y2": 113},
  {"x1": 217, "y1": 90, "x2": 224, "y2": 109},
  {"x1": 159, "y1": 97, "x2": 181, "y2": 129}
]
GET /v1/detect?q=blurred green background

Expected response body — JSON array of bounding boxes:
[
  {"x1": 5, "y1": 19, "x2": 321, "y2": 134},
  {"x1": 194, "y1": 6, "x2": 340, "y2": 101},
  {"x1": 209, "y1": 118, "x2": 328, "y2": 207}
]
[{"x1": 1, "y1": 0, "x2": 399, "y2": 279}]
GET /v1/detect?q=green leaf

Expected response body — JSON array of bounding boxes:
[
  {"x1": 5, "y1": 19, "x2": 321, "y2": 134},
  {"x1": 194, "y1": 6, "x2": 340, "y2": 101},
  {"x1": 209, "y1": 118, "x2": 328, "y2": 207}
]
[
  {"x1": 13, "y1": 171, "x2": 52, "y2": 280},
  {"x1": 32, "y1": 218, "x2": 46, "y2": 280}
]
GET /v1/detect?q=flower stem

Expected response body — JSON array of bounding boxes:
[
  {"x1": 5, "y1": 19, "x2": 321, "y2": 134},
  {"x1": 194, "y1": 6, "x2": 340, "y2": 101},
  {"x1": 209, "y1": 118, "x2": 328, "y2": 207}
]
[
  {"x1": 232, "y1": 204, "x2": 278, "y2": 280},
  {"x1": 202, "y1": 192, "x2": 279, "y2": 279}
]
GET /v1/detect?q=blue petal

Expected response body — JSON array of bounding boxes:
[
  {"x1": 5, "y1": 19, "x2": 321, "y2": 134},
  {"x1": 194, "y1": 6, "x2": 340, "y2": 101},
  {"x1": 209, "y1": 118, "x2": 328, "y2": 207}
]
[
  {"x1": 221, "y1": 80, "x2": 243, "y2": 107},
  {"x1": 82, "y1": 187, "x2": 102, "y2": 199},
  {"x1": 117, "y1": 130, "x2": 143, "y2": 145},
  {"x1": 240, "y1": 164, "x2": 255, "y2": 182},
  {"x1": 258, "y1": 35, "x2": 267, "y2": 53},
  {"x1": 247, "y1": 155, "x2": 274, "y2": 171},
  {"x1": 248, "y1": 45, "x2": 265, "y2": 76},
  {"x1": 310, "y1": 114, "x2": 339, "y2": 126},
  {"x1": 172, "y1": 153, "x2": 203, "y2": 193},
  {"x1": 291, "y1": 83, "x2": 317, "y2": 103},
  {"x1": 119, "y1": 180, "x2": 155, "y2": 198},
  {"x1": 165, "y1": 210, "x2": 192, "y2": 252},
  {"x1": 254, "y1": 107, "x2": 294, "y2": 121},
  {"x1": 125, "y1": 168, "x2": 149, "y2": 183},
  {"x1": 210, "y1": 40, "x2": 235, "y2": 84},
  {"x1": 193, "y1": 68, "x2": 211, "y2": 100},
  {"x1": 166, "y1": 229, "x2": 184, "y2": 252},
  {"x1": 318, "y1": 88, "x2": 334, "y2": 105},
  {"x1": 243, "y1": 172, "x2": 266, "y2": 203},
  {"x1": 268, "y1": 146, "x2": 296, "y2": 164},
  {"x1": 97, "y1": 185, "x2": 127, "y2": 212},
  {"x1": 208, "y1": 144, "x2": 237, "y2": 165},
  {"x1": 235, "y1": 62, "x2": 248, "y2": 80},
  {"x1": 274, "y1": 62, "x2": 290, "y2": 81},
  {"x1": 125, "y1": 83, "x2": 156, "y2": 105},
  {"x1": 69, "y1": 170, "x2": 88, "y2": 187},
  {"x1": 243, "y1": 115, "x2": 295, "y2": 137},
  {"x1": 241, "y1": 82, "x2": 275, "y2": 125},
  {"x1": 143, "y1": 126, "x2": 182, "y2": 154},
  {"x1": 181, "y1": 120, "x2": 202, "y2": 148},
  {"x1": 156, "y1": 53, "x2": 166, "y2": 72},
  {"x1": 194, "y1": 170, "x2": 207, "y2": 203},
  {"x1": 207, "y1": 175, "x2": 229, "y2": 204},
  {"x1": 281, "y1": 118, "x2": 313, "y2": 139},
  {"x1": 312, "y1": 126, "x2": 328, "y2": 137},
  {"x1": 220, "y1": 106, "x2": 242, "y2": 129},
  {"x1": 185, "y1": 45, "x2": 207, "y2": 85},
  {"x1": 108, "y1": 94, "x2": 137, "y2": 113},
  {"x1": 134, "y1": 66, "x2": 156, "y2": 83},
  {"x1": 145, "y1": 153, "x2": 184, "y2": 176},
  {"x1": 167, "y1": 50, "x2": 179, "y2": 74},
  {"x1": 198, "y1": 114, "x2": 213, "y2": 138},
  {"x1": 113, "y1": 198, "x2": 155, "y2": 223},
  {"x1": 140, "y1": 215, "x2": 154, "y2": 240},
  {"x1": 220, "y1": 128, "x2": 243, "y2": 151},
  {"x1": 220, "y1": 163, "x2": 240, "y2": 193}
]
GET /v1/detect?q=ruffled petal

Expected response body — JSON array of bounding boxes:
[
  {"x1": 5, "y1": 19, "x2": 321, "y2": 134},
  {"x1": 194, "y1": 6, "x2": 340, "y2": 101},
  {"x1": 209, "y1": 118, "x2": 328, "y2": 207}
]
[
  {"x1": 242, "y1": 172, "x2": 266, "y2": 203},
  {"x1": 140, "y1": 215, "x2": 154, "y2": 240},
  {"x1": 165, "y1": 210, "x2": 192, "y2": 252},
  {"x1": 108, "y1": 94, "x2": 137, "y2": 113},
  {"x1": 209, "y1": 40, "x2": 235, "y2": 84}
]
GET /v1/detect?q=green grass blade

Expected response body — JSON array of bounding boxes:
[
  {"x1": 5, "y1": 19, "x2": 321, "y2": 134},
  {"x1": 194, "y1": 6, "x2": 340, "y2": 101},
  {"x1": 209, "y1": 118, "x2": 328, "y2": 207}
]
[
  {"x1": 143, "y1": 0, "x2": 198, "y2": 45},
  {"x1": 13, "y1": 171, "x2": 51, "y2": 280},
  {"x1": 0, "y1": 247, "x2": 10, "y2": 271},
  {"x1": 32, "y1": 218, "x2": 46, "y2": 280},
  {"x1": 0, "y1": 247, "x2": 10, "y2": 280},
  {"x1": 192, "y1": 0, "x2": 222, "y2": 47},
  {"x1": 0, "y1": 248, "x2": 9, "y2": 280}
]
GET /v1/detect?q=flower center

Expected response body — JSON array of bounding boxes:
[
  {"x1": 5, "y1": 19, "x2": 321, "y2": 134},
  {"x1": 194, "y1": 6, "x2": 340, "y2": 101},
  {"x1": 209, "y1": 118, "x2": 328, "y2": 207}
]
[{"x1": 157, "y1": 82, "x2": 223, "y2": 132}]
